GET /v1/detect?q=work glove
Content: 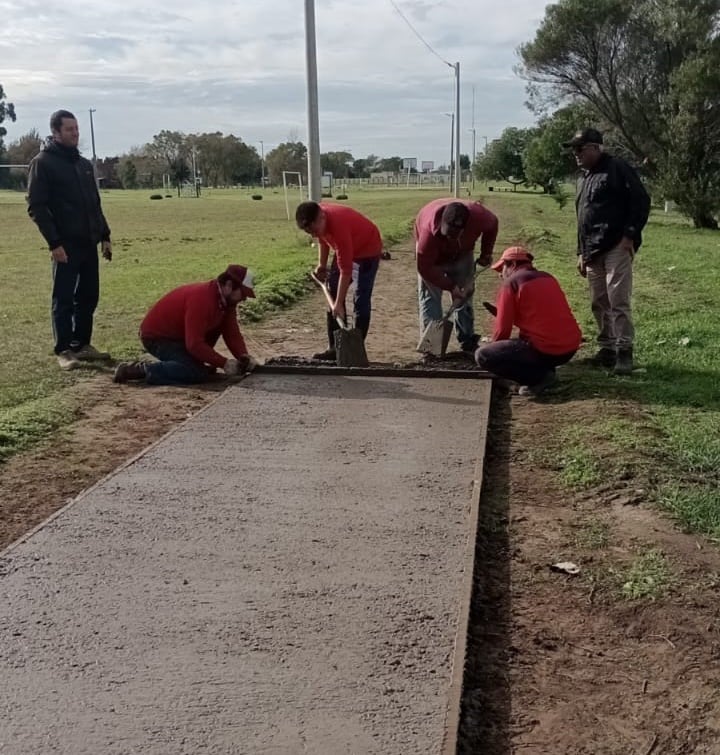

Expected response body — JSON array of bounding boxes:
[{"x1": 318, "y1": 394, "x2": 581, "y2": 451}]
[
  {"x1": 482, "y1": 301, "x2": 497, "y2": 317},
  {"x1": 238, "y1": 354, "x2": 259, "y2": 373},
  {"x1": 475, "y1": 254, "x2": 492, "y2": 269},
  {"x1": 101, "y1": 240, "x2": 113, "y2": 261},
  {"x1": 223, "y1": 358, "x2": 243, "y2": 376}
]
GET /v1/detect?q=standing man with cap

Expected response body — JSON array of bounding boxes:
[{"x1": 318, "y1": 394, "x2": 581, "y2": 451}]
[
  {"x1": 564, "y1": 128, "x2": 650, "y2": 375},
  {"x1": 113, "y1": 265, "x2": 259, "y2": 385},
  {"x1": 415, "y1": 198, "x2": 498, "y2": 354},
  {"x1": 27, "y1": 109, "x2": 114, "y2": 370},
  {"x1": 295, "y1": 200, "x2": 383, "y2": 361},
  {"x1": 475, "y1": 246, "x2": 581, "y2": 396}
]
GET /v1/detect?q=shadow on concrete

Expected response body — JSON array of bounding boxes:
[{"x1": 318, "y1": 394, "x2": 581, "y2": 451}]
[
  {"x1": 457, "y1": 385, "x2": 513, "y2": 754},
  {"x1": 242, "y1": 374, "x2": 488, "y2": 408}
]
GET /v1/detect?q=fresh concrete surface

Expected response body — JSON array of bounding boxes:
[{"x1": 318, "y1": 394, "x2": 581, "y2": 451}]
[{"x1": 0, "y1": 374, "x2": 491, "y2": 755}]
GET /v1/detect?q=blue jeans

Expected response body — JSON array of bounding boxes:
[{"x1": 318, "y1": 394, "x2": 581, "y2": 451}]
[
  {"x1": 417, "y1": 252, "x2": 477, "y2": 350},
  {"x1": 141, "y1": 338, "x2": 212, "y2": 386},
  {"x1": 475, "y1": 339, "x2": 576, "y2": 386},
  {"x1": 328, "y1": 255, "x2": 380, "y2": 336},
  {"x1": 51, "y1": 243, "x2": 99, "y2": 354}
]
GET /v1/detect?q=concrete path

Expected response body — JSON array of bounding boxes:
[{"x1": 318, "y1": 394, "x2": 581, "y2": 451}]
[{"x1": 1, "y1": 374, "x2": 490, "y2": 755}]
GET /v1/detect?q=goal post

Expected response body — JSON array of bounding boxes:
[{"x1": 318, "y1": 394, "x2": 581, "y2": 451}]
[{"x1": 282, "y1": 171, "x2": 305, "y2": 220}]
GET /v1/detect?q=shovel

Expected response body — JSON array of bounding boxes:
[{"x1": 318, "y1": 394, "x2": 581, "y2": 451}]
[
  {"x1": 416, "y1": 265, "x2": 488, "y2": 357},
  {"x1": 311, "y1": 273, "x2": 369, "y2": 368}
]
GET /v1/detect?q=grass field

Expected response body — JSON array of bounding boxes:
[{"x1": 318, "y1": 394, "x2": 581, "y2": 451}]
[{"x1": 1, "y1": 184, "x2": 718, "y2": 539}]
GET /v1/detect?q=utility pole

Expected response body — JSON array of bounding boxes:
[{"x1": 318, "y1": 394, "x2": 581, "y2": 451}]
[
  {"x1": 453, "y1": 62, "x2": 461, "y2": 198},
  {"x1": 304, "y1": 0, "x2": 322, "y2": 201},
  {"x1": 470, "y1": 85, "x2": 476, "y2": 193},
  {"x1": 444, "y1": 113, "x2": 454, "y2": 191},
  {"x1": 88, "y1": 108, "x2": 98, "y2": 188}
]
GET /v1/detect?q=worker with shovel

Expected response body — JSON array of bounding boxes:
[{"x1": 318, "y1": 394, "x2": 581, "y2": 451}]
[
  {"x1": 474, "y1": 247, "x2": 581, "y2": 396},
  {"x1": 295, "y1": 201, "x2": 383, "y2": 361},
  {"x1": 415, "y1": 199, "x2": 499, "y2": 355}
]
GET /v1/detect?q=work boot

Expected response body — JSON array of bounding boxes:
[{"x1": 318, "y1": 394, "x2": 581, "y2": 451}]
[
  {"x1": 588, "y1": 347, "x2": 616, "y2": 368},
  {"x1": 113, "y1": 361, "x2": 147, "y2": 383},
  {"x1": 355, "y1": 316, "x2": 370, "y2": 340},
  {"x1": 460, "y1": 334, "x2": 481, "y2": 355},
  {"x1": 312, "y1": 312, "x2": 339, "y2": 360},
  {"x1": 57, "y1": 350, "x2": 81, "y2": 371},
  {"x1": 73, "y1": 344, "x2": 111, "y2": 361},
  {"x1": 614, "y1": 348, "x2": 634, "y2": 376},
  {"x1": 518, "y1": 369, "x2": 557, "y2": 397}
]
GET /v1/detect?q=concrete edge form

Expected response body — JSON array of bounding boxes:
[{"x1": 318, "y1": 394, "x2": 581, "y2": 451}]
[{"x1": 441, "y1": 381, "x2": 492, "y2": 754}]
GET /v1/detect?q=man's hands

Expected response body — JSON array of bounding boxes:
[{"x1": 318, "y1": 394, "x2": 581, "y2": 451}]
[
  {"x1": 225, "y1": 355, "x2": 259, "y2": 376},
  {"x1": 331, "y1": 300, "x2": 346, "y2": 321},
  {"x1": 51, "y1": 246, "x2": 68, "y2": 263},
  {"x1": 577, "y1": 256, "x2": 587, "y2": 278},
  {"x1": 313, "y1": 265, "x2": 328, "y2": 282},
  {"x1": 475, "y1": 253, "x2": 492, "y2": 268},
  {"x1": 101, "y1": 240, "x2": 113, "y2": 261}
]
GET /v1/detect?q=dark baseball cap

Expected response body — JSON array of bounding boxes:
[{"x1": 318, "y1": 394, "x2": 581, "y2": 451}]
[
  {"x1": 562, "y1": 128, "x2": 603, "y2": 149},
  {"x1": 440, "y1": 202, "x2": 470, "y2": 237}
]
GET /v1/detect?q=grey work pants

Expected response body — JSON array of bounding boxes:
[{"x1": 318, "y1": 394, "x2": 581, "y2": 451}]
[{"x1": 586, "y1": 244, "x2": 634, "y2": 350}]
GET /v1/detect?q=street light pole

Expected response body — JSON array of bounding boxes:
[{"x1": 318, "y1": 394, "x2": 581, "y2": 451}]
[
  {"x1": 304, "y1": 0, "x2": 322, "y2": 201},
  {"x1": 470, "y1": 84, "x2": 476, "y2": 193},
  {"x1": 453, "y1": 62, "x2": 460, "y2": 198},
  {"x1": 88, "y1": 108, "x2": 98, "y2": 188}
]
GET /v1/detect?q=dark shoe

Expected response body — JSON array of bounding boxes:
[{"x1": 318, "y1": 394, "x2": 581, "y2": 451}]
[
  {"x1": 518, "y1": 370, "x2": 557, "y2": 397},
  {"x1": 72, "y1": 344, "x2": 112, "y2": 361},
  {"x1": 588, "y1": 347, "x2": 616, "y2": 368},
  {"x1": 57, "y1": 350, "x2": 81, "y2": 371},
  {"x1": 614, "y1": 348, "x2": 634, "y2": 375},
  {"x1": 460, "y1": 334, "x2": 481, "y2": 354},
  {"x1": 113, "y1": 361, "x2": 147, "y2": 383},
  {"x1": 312, "y1": 348, "x2": 337, "y2": 361}
]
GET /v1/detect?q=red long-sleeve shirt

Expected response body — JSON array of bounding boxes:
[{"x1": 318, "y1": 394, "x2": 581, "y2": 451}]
[
  {"x1": 140, "y1": 281, "x2": 248, "y2": 368},
  {"x1": 414, "y1": 199, "x2": 499, "y2": 289},
  {"x1": 317, "y1": 203, "x2": 383, "y2": 274},
  {"x1": 493, "y1": 268, "x2": 582, "y2": 355}
]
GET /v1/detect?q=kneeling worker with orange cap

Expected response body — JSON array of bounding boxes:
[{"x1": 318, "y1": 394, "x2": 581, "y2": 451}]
[
  {"x1": 475, "y1": 247, "x2": 581, "y2": 396},
  {"x1": 113, "y1": 264, "x2": 259, "y2": 386}
]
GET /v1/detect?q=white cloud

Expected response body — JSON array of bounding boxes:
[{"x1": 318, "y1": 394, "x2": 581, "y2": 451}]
[{"x1": 2, "y1": 0, "x2": 548, "y2": 163}]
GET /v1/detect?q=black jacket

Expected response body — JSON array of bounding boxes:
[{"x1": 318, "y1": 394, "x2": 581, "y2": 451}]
[
  {"x1": 575, "y1": 153, "x2": 650, "y2": 261},
  {"x1": 26, "y1": 138, "x2": 111, "y2": 250}
]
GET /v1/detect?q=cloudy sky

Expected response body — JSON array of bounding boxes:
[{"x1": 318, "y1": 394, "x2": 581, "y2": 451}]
[{"x1": 3, "y1": 0, "x2": 549, "y2": 165}]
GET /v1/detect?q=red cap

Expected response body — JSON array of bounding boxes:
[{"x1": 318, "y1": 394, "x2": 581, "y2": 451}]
[
  {"x1": 223, "y1": 264, "x2": 256, "y2": 298},
  {"x1": 490, "y1": 246, "x2": 534, "y2": 271}
]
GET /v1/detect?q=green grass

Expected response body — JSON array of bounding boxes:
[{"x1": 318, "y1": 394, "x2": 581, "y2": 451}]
[{"x1": 616, "y1": 549, "x2": 674, "y2": 601}]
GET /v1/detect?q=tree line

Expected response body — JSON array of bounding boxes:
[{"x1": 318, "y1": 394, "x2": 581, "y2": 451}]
[{"x1": 476, "y1": 0, "x2": 720, "y2": 229}]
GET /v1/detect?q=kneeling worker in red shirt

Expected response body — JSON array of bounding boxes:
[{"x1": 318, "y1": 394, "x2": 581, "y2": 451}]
[
  {"x1": 475, "y1": 247, "x2": 582, "y2": 396},
  {"x1": 113, "y1": 264, "x2": 259, "y2": 385}
]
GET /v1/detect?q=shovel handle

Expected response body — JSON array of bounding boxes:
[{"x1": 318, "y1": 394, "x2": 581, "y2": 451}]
[{"x1": 310, "y1": 272, "x2": 349, "y2": 330}]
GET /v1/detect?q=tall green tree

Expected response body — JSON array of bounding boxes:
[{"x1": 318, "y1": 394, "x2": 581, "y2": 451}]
[
  {"x1": 320, "y1": 151, "x2": 354, "y2": 178},
  {"x1": 519, "y1": 0, "x2": 720, "y2": 227},
  {"x1": 474, "y1": 127, "x2": 533, "y2": 189},
  {"x1": 0, "y1": 84, "x2": 17, "y2": 187},
  {"x1": 523, "y1": 104, "x2": 591, "y2": 192},
  {"x1": 265, "y1": 141, "x2": 307, "y2": 185}
]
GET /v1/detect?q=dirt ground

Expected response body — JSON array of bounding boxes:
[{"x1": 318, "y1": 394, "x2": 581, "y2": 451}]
[{"x1": 2, "y1": 242, "x2": 720, "y2": 753}]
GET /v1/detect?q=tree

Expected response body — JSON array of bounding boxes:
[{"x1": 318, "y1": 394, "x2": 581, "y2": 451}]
[
  {"x1": 0, "y1": 84, "x2": 17, "y2": 187},
  {"x1": 1, "y1": 128, "x2": 38, "y2": 189},
  {"x1": 119, "y1": 159, "x2": 139, "y2": 189},
  {"x1": 459, "y1": 154, "x2": 471, "y2": 171},
  {"x1": 264, "y1": 141, "x2": 307, "y2": 185},
  {"x1": 474, "y1": 127, "x2": 533, "y2": 189},
  {"x1": 146, "y1": 130, "x2": 190, "y2": 190},
  {"x1": 320, "y1": 151, "x2": 354, "y2": 178},
  {"x1": 519, "y1": 0, "x2": 720, "y2": 226},
  {"x1": 523, "y1": 104, "x2": 590, "y2": 192},
  {"x1": 376, "y1": 156, "x2": 403, "y2": 173}
]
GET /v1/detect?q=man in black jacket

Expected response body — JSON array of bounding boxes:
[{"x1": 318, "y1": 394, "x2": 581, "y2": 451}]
[
  {"x1": 565, "y1": 128, "x2": 651, "y2": 375},
  {"x1": 27, "y1": 109, "x2": 113, "y2": 370}
]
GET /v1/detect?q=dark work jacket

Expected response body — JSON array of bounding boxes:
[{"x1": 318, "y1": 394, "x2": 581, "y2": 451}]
[
  {"x1": 26, "y1": 139, "x2": 111, "y2": 251},
  {"x1": 575, "y1": 153, "x2": 650, "y2": 262}
]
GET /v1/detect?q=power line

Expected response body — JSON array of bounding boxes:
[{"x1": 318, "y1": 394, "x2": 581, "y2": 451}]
[{"x1": 388, "y1": 0, "x2": 453, "y2": 69}]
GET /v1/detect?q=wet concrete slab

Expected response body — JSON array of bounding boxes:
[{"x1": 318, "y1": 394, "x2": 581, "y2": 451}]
[{"x1": 0, "y1": 374, "x2": 491, "y2": 755}]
